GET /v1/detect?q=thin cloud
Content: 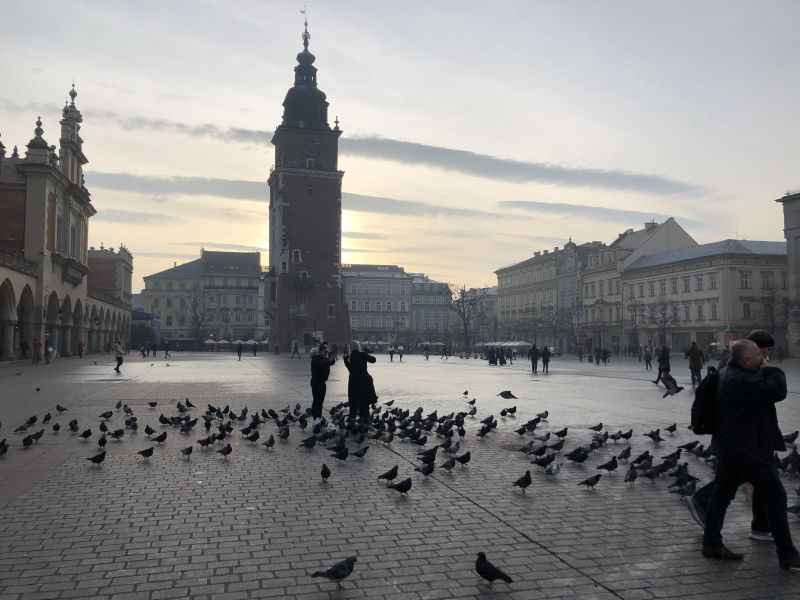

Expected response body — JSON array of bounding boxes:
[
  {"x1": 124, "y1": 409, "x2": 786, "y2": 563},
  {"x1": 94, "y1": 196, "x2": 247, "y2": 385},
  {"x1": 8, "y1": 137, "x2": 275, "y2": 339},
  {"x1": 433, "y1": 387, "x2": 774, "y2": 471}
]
[
  {"x1": 343, "y1": 231, "x2": 387, "y2": 240},
  {"x1": 93, "y1": 209, "x2": 185, "y2": 224},
  {"x1": 498, "y1": 200, "x2": 702, "y2": 228},
  {"x1": 174, "y1": 242, "x2": 268, "y2": 252},
  {"x1": 0, "y1": 99, "x2": 702, "y2": 196}
]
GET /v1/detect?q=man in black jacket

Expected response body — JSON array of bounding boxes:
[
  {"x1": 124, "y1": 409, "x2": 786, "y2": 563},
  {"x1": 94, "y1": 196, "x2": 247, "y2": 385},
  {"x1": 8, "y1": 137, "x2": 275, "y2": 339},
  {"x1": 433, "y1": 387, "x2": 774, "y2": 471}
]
[
  {"x1": 701, "y1": 339, "x2": 800, "y2": 570},
  {"x1": 310, "y1": 343, "x2": 335, "y2": 420}
]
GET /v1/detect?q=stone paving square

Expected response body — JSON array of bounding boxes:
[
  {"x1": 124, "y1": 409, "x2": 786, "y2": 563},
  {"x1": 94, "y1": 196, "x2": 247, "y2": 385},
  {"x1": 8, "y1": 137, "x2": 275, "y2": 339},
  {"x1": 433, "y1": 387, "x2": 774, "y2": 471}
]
[{"x1": 1, "y1": 352, "x2": 800, "y2": 599}]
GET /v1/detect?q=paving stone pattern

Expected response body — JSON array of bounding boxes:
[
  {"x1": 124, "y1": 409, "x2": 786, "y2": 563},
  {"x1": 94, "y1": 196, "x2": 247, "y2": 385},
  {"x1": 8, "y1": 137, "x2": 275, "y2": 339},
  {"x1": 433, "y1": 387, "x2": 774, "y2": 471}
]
[{"x1": 1, "y1": 353, "x2": 800, "y2": 599}]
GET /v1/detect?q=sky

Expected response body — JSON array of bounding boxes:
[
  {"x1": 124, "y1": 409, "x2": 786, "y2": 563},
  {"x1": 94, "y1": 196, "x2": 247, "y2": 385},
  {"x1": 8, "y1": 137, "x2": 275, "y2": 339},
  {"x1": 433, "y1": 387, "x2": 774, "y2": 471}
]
[{"x1": 1, "y1": 0, "x2": 798, "y2": 292}]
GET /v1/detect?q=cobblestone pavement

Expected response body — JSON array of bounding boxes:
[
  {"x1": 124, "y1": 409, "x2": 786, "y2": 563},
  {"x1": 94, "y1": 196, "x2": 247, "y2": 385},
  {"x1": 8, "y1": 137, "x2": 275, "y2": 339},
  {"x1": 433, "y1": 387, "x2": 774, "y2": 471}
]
[{"x1": 1, "y1": 352, "x2": 800, "y2": 599}]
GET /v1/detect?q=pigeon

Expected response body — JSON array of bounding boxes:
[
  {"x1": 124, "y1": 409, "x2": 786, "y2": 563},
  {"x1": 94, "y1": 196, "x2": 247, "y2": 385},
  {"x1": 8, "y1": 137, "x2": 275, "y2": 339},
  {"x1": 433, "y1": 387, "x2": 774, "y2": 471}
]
[
  {"x1": 321, "y1": 463, "x2": 331, "y2": 482},
  {"x1": 475, "y1": 552, "x2": 513, "y2": 584},
  {"x1": 624, "y1": 464, "x2": 638, "y2": 483},
  {"x1": 678, "y1": 441, "x2": 700, "y2": 451},
  {"x1": 513, "y1": 470, "x2": 532, "y2": 493},
  {"x1": 589, "y1": 423, "x2": 603, "y2": 432},
  {"x1": 579, "y1": 474, "x2": 602, "y2": 489},
  {"x1": 197, "y1": 436, "x2": 214, "y2": 448},
  {"x1": 632, "y1": 450, "x2": 651, "y2": 465},
  {"x1": 415, "y1": 462, "x2": 434, "y2": 477},
  {"x1": 52, "y1": 423, "x2": 60, "y2": 433},
  {"x1": 137, "y1": 447, "x2": 155, "y2": 459},
  {"x1": 644, "y1": 429, "x2": 663, "y2": 443},
  {"x1": 14, "y1": 424, "x2": 28, "y2": 433},
  {"x1": 42, "y1": 413, "x2": 51, "y2": 424},
  {"x1": 263, "y1": 434, "x2": 275, "y2": 449},
  {"x1": 467, "y1": 398, "x2": 476, "y2": 406},
  {"x1": 147, "y1": 401, "x2": 158, "y2": 408},
  {"x1": 389, "y1": 478, "x2": 412, "y2": 495},
  {"x1": 440, "y1": 457, "x2": 457, "y2": 471},
  {"x1": 98, "y1": 411, "x2": 113, "y2": 420},
  {"x1": 115, "y1": 401, "x2": 122, "y2": 410},
  {"x1": 352, "y1": 446, "x2": 369, "y2": 459},
  {"x1": 384, "y1": 400, "x2": 394, "y2": 407},
  {"x1": 554, "y1": 427, "x2": 568, "y2": 438},
  {"x1": 109, "y1": 429, "x2": 124, "y2": 440},
  {"x1": 565, "y1": 447, "x2": 590, "y2": 463},
  {"x1": 180, "y1": 446, "x2": 193, "y2": 458},
  {"x1": 536, "y1": 411, "x2": 549, "y2": 420},
  {"x1": 22, "y1": 435, "x2": 34, "y2": 448},
  {"x1": 97, "y1": 435, "x2": 107, "y2": 448},
  {"x1": 56, "y1": 404, "x2": 67, "y2": 413},
  {"x1": 665, "y1": 423, "x2": 678, "y2": 434},
  {"x1": 79, "y1": 428, "x2": 92, "y2": 441},
  {"x1": 83, "y1": 451, "x2": 106, "y2": 464},
  {"x1": 217, "y1": 443, "x2": 233, "y2": 458},
  {"x1": 463, "y1": 390, "x2": 469, "y2": 397},
  {"x1": 547, "y1": 438, "x2": 565, "y2": 452},
  {"x1": 299, "y1": 435, "x2": 317, "y2": 449},
  {"x1": 99, "y1": 422, "x2": 108, "y2": 433},
  {"x1": 597, "y1": 456, "x2": 618, "y2": 472},
  {"x1": 617, "y1": 446, "x2": 632, "y2": 461},
  {"x1": 532, "y1": 453, "x2": 555, "y2": 468},
  {"x1": 245, "y1": 431, "x2": 260, "y2": 443},
  {"x1": 278, "y1": 427, "x2": 290, "y2": 440},
  {"x1": 498, "y1": 391, "x2": 517, "y2": 400},
  {"x1": 669, "y1": 479, "x2": 697, "y2": 497},
  {"x1": 378, "y1": 465, "x2": 398, "y2": 484},
  {"x1": 455, "y1": 451, "x2": 471, "y2": 466},
  {"x1": 330, "y1": 447, "x2": 349, "y2": 461},
  {"x1": 544, "y1": 462, "x2": 561, "y2": 476},
  {"x1": 144, "y1": 425, "x2": 156, "y2": 436},
  {"x1": 311, "y1": 556, "x2": 356, "y2": 588},
  {"x1": 151, "y1": 431, "x2": 167, "y2": 444}
]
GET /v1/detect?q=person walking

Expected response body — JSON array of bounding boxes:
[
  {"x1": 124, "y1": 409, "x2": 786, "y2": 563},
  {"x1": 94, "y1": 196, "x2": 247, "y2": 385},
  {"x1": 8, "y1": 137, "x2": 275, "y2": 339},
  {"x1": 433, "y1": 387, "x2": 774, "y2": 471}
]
[
  {"x1": 541, "y1": 346, "x2": 551, "y2": 374},
  {"x1": 291, "y1": 340, "x2": 301, "y2": 359},
  {"x1": 528, "y1": 344, "x2": 540, "y2": 374},
  {"x1": 163, "y1": 340, "x2": 171, "y2": 359},
  {"x1": 113, "y1": 340, "x2": 124, "y2": 373},
  {"x1": 643, "y1": 346, "x2": 653, "y2": 370},
  {"x1": 77, "y1": 340, "x2": 84, "y2": 359},
  {"x1": 398, "y1": 347, "x2": 404, "y2": 362},
  {"x1": 700, "y1": 339, "x2": 800, "y2": 570},
  {"x1": 688, "y1": 330, "x2": 777, "y2": 542},
  {"x1": 652, "y1": 345, "x2": 670, "y2": 384},
  {"x1": 343, "y1": 343, "x2": 377, "y2": 431},
  {"x1": 686, "y1": 341, "x2": 705, "y2": 386},
  {"x1": 32, "y1": 337, "x2": 41, "y2": 365},
  {"x1": 389, "y1": 347, "x2": 395, "y2": 362},
  {"x1": 237, "y1": 342, "x2": 243, "y2": 361},
  {"x1": 310, "y1": 342, "x2": 335, "y2": 420}
]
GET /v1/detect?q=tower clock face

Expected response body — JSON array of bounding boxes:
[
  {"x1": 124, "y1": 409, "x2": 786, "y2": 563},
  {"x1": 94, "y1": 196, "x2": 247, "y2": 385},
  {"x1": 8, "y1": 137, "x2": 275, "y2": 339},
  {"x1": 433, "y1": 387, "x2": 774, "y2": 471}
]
[{"x1": 304, "y1": 137, "x2": 321, "y2": 157}]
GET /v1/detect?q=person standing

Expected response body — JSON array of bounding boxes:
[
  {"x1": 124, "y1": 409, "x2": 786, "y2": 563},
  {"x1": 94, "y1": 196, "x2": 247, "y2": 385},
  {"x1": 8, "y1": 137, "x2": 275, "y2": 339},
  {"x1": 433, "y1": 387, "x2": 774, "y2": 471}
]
[
  {"x1": 77, "y1": 340, "x2": 84, "y2": 359},
  {"x1": 237, "y1": 342, "x2": 243, "y2": 361},
  {"x1": 528, "y1": 344, "x2": 540, "y2": 374},
  {"x1": 652, "y1": 345, "x2": 670, "y2": 384},
  {"x1": 389, "y1": 347, "x2": 395, "y2": 362},
  {"x1": 643, "y1": 346, "x2": 653, "y2": 370},
  {"x1": 163, "y1": 340, "x2": 171, "y2": 359},
  {"x1": 32, "y1": 337, "x2": 41, "y2": 365},
  {"x1": 310, "y1": 342, "x2": 334, "y2": 420},
  {"x1": 398, "y1": 347, "x2": 404, "y2": 362},
  {"x1": 686, "y1": 341, "x2": 705, "y2": 386},
  {"x1": 541, "y1": 346, "x2": 551, "y2": 374},
  {"x1": 291, "y1": 340, "x2": 301, "y2": 359},
  {"x1": 113, "y1": 340, "x2": 124, "y2": 373},
  {"x1": 343, "y1": 343, "x2": 377, "y2": 430},
  {"x1": 700, "y1": 339, "x2": 800, "y2": 570}
]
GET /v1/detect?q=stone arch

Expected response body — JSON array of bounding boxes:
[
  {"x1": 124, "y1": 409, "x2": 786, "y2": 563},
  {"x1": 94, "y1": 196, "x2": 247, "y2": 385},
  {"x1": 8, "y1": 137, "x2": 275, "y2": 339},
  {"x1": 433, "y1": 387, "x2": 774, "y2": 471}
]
[
  {"x1": 16, "y1": 285, "x2": 34, "y2": 359},
  {"x1": 0, "y1": 279, "x2": 17, "y2": 360},
  {"x1": 44, "y1": 291, "x2": 60, "y2": 356}
]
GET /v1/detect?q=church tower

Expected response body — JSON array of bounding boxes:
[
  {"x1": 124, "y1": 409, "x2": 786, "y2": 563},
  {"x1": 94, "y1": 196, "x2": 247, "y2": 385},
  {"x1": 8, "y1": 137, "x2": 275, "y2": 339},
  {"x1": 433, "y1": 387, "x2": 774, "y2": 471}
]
[{"x1": 267, "y1": 18, "x2": 350, "y2": 350}]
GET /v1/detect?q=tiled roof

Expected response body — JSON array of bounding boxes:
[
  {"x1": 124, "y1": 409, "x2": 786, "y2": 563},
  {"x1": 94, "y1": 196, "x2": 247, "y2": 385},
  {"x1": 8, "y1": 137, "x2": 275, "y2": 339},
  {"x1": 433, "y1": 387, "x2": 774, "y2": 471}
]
[
  {"x1": 144, "y1": 258, "x2": 203, "y2": 279},
  {"x1": 626, "y1": 239, "x2": 786, "y2": 271}
]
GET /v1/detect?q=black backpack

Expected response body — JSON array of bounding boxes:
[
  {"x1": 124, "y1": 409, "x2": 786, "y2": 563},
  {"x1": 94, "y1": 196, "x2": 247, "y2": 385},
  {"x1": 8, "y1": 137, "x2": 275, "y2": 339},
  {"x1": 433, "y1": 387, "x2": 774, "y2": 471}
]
[{"x1": 691, "y1": 368, "x2": 720, "y2": 434}]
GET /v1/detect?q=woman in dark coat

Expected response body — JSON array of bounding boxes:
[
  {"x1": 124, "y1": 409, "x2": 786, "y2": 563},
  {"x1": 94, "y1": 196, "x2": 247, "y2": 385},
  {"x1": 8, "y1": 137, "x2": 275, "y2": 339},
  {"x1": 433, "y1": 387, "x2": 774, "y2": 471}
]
[{"x1": 344, "y1": 344, "x2": 377, "y2": 430}]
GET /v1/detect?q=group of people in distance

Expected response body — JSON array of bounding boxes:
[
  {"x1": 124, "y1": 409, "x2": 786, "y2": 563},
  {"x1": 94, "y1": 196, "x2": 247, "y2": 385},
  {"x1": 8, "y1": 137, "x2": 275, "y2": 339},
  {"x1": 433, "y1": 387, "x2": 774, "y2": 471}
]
[{"x1": 689, "y1": 329, "x2": 800, "y2": 571}]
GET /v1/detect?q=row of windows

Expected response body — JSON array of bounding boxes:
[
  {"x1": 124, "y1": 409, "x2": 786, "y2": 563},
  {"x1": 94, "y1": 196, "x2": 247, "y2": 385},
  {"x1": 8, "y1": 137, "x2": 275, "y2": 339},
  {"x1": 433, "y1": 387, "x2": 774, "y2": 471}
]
[
  {"x1": 412, "y1": 296, "x2": 449, "y2": 304},
  {"x1": 351, "y1": 317, "x2": 409, "y2": 329},
  {"x1": 583, "y1": 278, "x2": 621, "y2": 299},
  {"x1": 350, "y1": 287, "x2": 409, "y2": 296},
  {"x1": 351, "y1": 300, "x2": 407, "y2": 313},
  {"x1": 149, "y1": 277, "x2": 257, "y2": 290},
  {"x1": 626, "y1": 270, "x2": 786, "y2": 299}
]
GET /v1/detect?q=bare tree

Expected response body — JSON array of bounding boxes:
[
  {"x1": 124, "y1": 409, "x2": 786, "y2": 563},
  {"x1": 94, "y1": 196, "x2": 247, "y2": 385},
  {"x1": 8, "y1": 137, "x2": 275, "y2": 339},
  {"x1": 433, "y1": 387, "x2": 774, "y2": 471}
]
[
  {"x1": 190, "y1": 289, "x2": 207, "y2": 345},
  {"x1": 448, "y1": 286, "x2": 481, "y2": 350},
  {"x1": 650, "y1": 300, "x2": 677, "y2": 346}
]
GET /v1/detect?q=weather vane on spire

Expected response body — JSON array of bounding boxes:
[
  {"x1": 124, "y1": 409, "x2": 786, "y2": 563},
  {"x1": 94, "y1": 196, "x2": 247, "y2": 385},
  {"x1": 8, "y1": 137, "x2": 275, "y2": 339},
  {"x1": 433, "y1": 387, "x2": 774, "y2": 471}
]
[{"x1": 300, "y1": 6, "x2": 310, "y2": 49}]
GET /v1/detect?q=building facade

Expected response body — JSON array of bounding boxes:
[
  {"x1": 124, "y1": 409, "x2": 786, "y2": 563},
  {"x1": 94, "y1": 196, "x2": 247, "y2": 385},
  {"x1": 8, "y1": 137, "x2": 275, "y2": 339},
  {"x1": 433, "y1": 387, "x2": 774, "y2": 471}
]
[
  {"x1": 463, "y1": 286, "x2": 498, "y2": 346},
  {"x1": 622, "y1": 240, "x2": 789, "y2": 353},
  {"x1": 0, "y1": 87, "x2": 131, "y2": 360},
  {"x1": 777, "y1": 192, "x2": 800, "y2": 356},
  {"x1": 266, "y1": 21, "x2": 350, "y2": 350},
  {"x1": 341, "y1": 264, "x2": 412, "y2": 345},
  {"x1": 410, "y1": 273, "x2": 452, "y2": 346},
  {"x1": 140, "y1": 250, "x2": 267, "y2": 345}
]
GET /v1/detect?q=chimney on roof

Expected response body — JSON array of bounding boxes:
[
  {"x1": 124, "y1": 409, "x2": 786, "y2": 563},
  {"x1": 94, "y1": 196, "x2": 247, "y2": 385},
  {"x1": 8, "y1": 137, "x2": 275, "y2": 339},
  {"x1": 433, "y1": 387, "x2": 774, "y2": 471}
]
[
  {"x1": 644, "y1": 221, "x2": 657, "y2": 230},
  {"x1": 534, "y1": 251, "x2": 541, "y2": 256},
  {"x1": 554, "y1": 246, "x2": 559, "y2": 252}
]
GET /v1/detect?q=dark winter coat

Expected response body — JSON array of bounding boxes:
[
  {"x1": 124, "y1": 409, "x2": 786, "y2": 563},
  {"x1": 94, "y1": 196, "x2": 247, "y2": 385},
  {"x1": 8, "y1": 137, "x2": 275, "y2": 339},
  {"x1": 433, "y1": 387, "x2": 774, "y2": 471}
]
[
  {"x1": 310, "y1": 353, "x2": 333, "y2": 383},
  {"x1": 686, "y1": 345, "x2": 704, "y2": 369},
  {"x1": 714, "y1": 363, "x2": 786, "y2": 464},
  {"x1": 344, "y1": 350, "x2": 377, "y2": 405}
]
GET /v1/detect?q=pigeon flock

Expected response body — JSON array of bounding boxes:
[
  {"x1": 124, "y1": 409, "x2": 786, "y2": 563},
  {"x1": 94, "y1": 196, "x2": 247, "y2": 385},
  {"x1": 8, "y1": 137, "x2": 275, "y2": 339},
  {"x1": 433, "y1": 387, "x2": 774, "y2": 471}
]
[{"x1": 3, "y1": 385, "x2": 800, "y2": 591}]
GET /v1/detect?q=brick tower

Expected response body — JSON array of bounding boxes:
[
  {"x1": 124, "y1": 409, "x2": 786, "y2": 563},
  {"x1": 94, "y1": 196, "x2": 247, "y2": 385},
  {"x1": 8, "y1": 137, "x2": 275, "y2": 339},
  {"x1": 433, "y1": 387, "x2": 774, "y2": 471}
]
[{"x1": 267, "y1": 18, "x2": 350, "y2": 351}]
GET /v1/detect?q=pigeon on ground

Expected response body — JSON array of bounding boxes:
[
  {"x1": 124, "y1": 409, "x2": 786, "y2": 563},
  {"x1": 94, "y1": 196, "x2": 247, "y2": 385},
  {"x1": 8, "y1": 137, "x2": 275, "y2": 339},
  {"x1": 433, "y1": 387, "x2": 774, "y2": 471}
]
[
  {"x1": 415, "y1": 462, "x2": 434, "y2": 477},
  {"x1": 151, "y1": 431, "x2": 167, "y2": 444},
  {"x1": 579, "y1": 474, "x2": 602, "y2": 489},
  {"x1": 565, "y1": 447, "x2": 590, "y2": 463},
  {"x1": 532, "y1": 453, "x2": 556, "y2": 468},
  {"x1": 353, "y1": 446, "x2": 369, "y2": 459},
  {"x1": 144, "y1": 425, "x2": 155, "y2": 436},
  {"x1": 389, "y1": 478, "x2": 412, "y2": 495},
  {"x1": 42, "y1": 413, "x2": 51, "y2": 424},
  {"x1": 217, "y1": 444, "x2": 233, "y2": 458},
  {"x1": 554, "y1": 427, "x2": 568, "y2": 438},
  {"x1": 109, "y1": 429, "x2": 124, "y2": 440},
  {"x1": 537, "y1": 411, "x2": 549, "y2": 420},
  {"x1": 384, "y1": 400, "x2": 394, "y2": 407},
  {"x1": 498, "y1": 391, "x2": 517, "y2": 400},
  {"x1": 181, "y1": 446, "x2": 193, "y2": 458},
  {"x1": 52, "y1": 423, "x2": 60, "y2": 433},
  {"x1": 589, "y1": 423, "x2": 603, "y2": 432},
  {"x1": 99, "y1": 422, "x2": 108, "y2": 433},
  {"x1": 22, "y1": 435, "x2": 34, "y2": 448},
  {"x1": 678, "y1": 440, "x2": 700, "y2": 451},
  {"x1": 137, "y1": 447, "x2": 155, "y2": 459},
  {"x1": 455, "y1": 451, "x2": 471, "y2": 466},
  {"x1": 83, "y1": 451, "x2": 106, "y2": 464},
  {"x1": 665, "y1": 423, "x2": 678, "y2": 434},
  {"x1": 79, "y1": 428, "x2": 92, "y2": 441},
  {"x1": 378, "y1": 465, "x2": 398, "y2": 484},
  {"x1": 330, "y1": 447, "x2": 349, "y2": 461},
  {"x1": 513, "y1": 470, "x2": 532, "y2": 494},
  {"x1": 98, "y1": 411, "x2": 113, "y2": 420},
  {"x1": 632, "y1": 450, "x2": 651, "y2": 465},
  {"x1": 263, "y1": 434, "x2": 275, "y2": 449},
  {"x1": 311, "y1": 556, "x2": 356, "y2": 588},
  {"x1": 245, "y1": 431, "x2": 260, "y2": 443},
  {"x1": 97, "y1": 435, "x2": 107, "y2": 448},
  {"x1": 644, "y1": 429, "x2": 663, "y2": 443},
  {"x1": 321, "y1": 463, "x2": 331, "y2": 482},
  {"x1": 597, "y1": 456, "x2": 618, "y2": 472},
  {"x1": 467, "y1": 398, "x2": 476, "y2": 406},
  {"x1": 148, "y1": 401, "x2": 158, "y2": 408},
  {"x1": 475, "y1": 552, "x2": 513, "y2": 584},
  {"x1": 56, "y1": 404, "x2": 67, "y2": 413},
  {"x1": 440, "y1": 457, "x2": 457, "y2": 471},
  {"x1": 624, "y1": 464, "x2": 638, "y2": 483}
]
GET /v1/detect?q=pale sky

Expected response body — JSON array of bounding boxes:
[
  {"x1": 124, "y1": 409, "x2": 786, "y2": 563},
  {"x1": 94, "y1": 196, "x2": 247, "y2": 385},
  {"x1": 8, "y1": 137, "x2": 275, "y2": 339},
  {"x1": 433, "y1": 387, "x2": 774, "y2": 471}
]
[{"x1": 1, "y1": 0, "x2": 798, "y2": 291}]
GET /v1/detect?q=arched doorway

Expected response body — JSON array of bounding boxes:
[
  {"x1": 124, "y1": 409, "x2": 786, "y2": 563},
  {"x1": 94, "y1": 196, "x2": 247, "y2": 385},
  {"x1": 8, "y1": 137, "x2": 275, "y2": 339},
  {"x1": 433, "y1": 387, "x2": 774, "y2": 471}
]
[
  {"x1": 0, "y1": 279, "x2": 16, "y2": 360},
  {"x1": 17, "y1": 285, "x2": 34, "y2": 359},
  {"x1": 45, "y1": 291, "x2": 60, "y2": 359}
]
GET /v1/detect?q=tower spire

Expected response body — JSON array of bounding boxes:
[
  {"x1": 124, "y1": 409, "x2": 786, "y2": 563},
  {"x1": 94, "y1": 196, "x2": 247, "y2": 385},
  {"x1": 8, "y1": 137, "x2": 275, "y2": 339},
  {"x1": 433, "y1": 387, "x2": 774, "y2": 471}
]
[{"x1": 300, "y1": 7, "x2": 310, "y2": 49}]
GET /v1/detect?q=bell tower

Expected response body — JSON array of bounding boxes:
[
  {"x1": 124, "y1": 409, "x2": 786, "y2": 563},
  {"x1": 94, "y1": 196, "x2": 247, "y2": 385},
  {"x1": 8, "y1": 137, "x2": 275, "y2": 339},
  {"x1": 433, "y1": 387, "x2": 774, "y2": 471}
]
[{"x1": 267, "y1": 17, "x2": 350, "y2": 350}]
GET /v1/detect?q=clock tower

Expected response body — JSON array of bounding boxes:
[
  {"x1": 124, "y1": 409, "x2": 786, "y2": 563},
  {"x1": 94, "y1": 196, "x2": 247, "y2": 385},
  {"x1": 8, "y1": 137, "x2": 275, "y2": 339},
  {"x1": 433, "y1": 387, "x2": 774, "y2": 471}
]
[{"x1": 267, "y1": 19, "x2": 350, "y2": 350}]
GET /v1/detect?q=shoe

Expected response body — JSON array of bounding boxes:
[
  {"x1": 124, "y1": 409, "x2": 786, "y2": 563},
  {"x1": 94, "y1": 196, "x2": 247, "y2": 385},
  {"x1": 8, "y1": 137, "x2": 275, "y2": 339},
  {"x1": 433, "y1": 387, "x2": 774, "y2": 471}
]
[
  {"x1": 749, "y1": 529, "x2": 774, "y2": 542},
  {"x1": 780, "y1": 554, "x2": 800, "y2": 571},
  {"x1": 687, "y1": 495, "x2": 707, "y2": 529},
  {"x1": 702, "y1": 544, "x2": 744, "y2": 561}
]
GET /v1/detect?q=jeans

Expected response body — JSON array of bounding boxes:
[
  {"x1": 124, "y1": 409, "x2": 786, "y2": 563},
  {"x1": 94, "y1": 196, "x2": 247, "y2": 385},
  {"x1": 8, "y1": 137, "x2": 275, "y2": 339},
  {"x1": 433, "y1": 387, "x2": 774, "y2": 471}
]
[
  {"x1": 531, "y1": 359, "x2": 538, "y2": 374},
  {"x1": 542, "y1": 360, "x2": 549, "y2": 373},
  {"x1": 695, "y1": 479, "x2": 769, "y2": 532},
  {"x1": 703, "y1": 459, "x2": 797, "y2": 559},
  {"x1": 115, "y1": 356, "x2": 123, "y2": 371},
  {"x1": 311, "y1": 380, "x2": 326, "y2": 419},
  {"x1": 690, "y1": 367, "x2": 702, "y2": 386}
]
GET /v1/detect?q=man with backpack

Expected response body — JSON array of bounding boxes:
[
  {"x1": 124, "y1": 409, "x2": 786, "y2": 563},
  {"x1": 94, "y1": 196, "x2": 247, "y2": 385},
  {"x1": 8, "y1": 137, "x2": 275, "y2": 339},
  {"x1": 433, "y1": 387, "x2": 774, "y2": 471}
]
[{"x1": 691, "y1": 335, "x2": 799, "y2": 570}]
